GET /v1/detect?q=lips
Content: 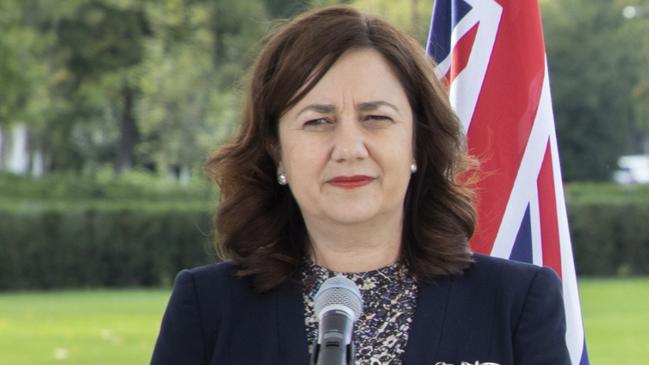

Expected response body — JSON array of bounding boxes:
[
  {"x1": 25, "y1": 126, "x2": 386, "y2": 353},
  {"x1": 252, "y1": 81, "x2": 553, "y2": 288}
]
[{"x1": 328, "y1": 175, "x2": 374, "y2": 189}]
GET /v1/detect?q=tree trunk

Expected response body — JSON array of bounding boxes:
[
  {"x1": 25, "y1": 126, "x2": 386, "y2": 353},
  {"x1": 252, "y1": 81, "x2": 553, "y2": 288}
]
[{"x1": 115, "y1": 82, "x2": 139, "y2": 174}]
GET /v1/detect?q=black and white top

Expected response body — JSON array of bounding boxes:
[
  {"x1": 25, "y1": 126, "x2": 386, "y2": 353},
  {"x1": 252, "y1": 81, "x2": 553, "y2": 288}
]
[{"x1": 301, "y1": 259, "x2": 418, "y2": 365}]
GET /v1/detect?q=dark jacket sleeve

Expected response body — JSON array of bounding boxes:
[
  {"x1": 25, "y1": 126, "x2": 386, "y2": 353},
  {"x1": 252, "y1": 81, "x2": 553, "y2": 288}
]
[
  {"x1": 151, "y1": 270, "x2": 209, "y2": 365},
  {"x1": 513, "y1": 266, "x2": 571, "y2": 365}
]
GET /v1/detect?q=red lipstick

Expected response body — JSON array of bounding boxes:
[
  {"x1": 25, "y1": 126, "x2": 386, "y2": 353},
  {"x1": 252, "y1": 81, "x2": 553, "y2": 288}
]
[{"x1": 328, "y1": 175, "x2": 374, "y2": 189}]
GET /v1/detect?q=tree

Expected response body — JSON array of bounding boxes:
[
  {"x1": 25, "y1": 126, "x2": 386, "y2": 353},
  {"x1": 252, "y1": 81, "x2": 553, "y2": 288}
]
[
  {"x1": 137, "y1": 0, "x2": 219, "y2": 178},
  {"x1": 309, "y1": 0, "x2": 432, "y2": 44},
  {"x1": 617, "y1": 0, "x2": 649, "y2": 153},
  {"x1": 56, "y1": 0, "x2": 151, "y2": 173},
  {"x1": 0, "y1": 0, "x2": 67, "y2": 174},
  {"x1": 542, "y1": 0, "x2": 644, "y2": 181},
  {"x1": 349, "y1": 0, "x2": 432, "y2": 44},
  {"x1": 264, "y1": 0, "x2": 309, "y2": 18}
]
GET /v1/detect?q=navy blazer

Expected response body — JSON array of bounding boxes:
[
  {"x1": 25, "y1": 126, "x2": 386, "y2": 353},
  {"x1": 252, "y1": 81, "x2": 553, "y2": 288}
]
[{"x1": 151, "y1": 254, "x2": 570, "y2": 365}]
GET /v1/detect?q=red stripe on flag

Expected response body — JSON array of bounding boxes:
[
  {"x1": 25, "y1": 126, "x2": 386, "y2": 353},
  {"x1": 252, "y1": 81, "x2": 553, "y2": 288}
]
[
  {"x1": 538, "y1": 140, "x2": 562, "y2": 278},
  {"x1": 466, "y1": 0, "x2": 546, "y2": 254},
  {"x1": 444, "y1": 23, "x2": 479, "y2": 84}
]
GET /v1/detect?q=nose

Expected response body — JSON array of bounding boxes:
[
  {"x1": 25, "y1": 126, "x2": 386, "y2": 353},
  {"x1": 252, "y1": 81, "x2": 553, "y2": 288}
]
[{"x1": 330, "y1": 116, "x2": 369, "y2": 162}]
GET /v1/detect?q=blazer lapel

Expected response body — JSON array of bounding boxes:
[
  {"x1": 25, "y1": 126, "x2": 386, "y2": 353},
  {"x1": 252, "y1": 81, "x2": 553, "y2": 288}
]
[
  {"x1": 274, "y1": 279, "x2": 311, "y2": 364},
  {"x1": 402, "y1": 276, "x2": 454, "y2": 365}
]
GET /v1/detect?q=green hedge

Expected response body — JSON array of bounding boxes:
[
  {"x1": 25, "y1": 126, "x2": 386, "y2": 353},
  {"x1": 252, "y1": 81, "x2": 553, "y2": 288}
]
[
  {"x1": 1, "y1": 181, "x2": 649, "y2": 290},
  {"x1": 0, "y1": 202, "x2": 215, "y2": 290},
  {"x1": 565, "y1": 183, "x2": 649, "y2": 276},
  {"x1": 0, "y1": 171, "x2": 217, "y2": 202},
  {"x1": 568, "y1": 207, "x2": 649, "y2": 276}
]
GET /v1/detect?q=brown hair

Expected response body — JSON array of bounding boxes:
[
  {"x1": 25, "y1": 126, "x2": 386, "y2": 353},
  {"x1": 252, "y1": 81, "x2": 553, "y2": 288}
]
[{"x1": 205, "y1": 5, "x2": 476, "y2": 292}]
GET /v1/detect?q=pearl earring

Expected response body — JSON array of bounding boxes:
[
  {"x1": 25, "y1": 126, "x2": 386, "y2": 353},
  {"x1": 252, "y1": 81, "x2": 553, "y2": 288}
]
[
  {"x1": 410, "y1": 162, "x2": 418, "y2": 173},
  {"x1": 277, "y1": 173, "x2": 288, "y2": 185}
]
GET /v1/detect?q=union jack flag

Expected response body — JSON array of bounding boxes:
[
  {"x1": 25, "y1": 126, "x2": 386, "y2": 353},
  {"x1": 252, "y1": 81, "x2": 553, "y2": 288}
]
[{"x1": 427, "y1": 1, "x2": 589, "y2": 364}]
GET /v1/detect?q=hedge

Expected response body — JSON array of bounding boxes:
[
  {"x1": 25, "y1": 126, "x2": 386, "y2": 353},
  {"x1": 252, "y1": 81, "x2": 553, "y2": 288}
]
[
  {"x1": 0, "y1": 171, "x2": 217, "y2": 202},
  {"x1": 568, "y1": 202, "x2": 649, "y2": 276},
  {"x1": 0, "y1": 202, "x2": 215, "y2": 290},
  {"x1": 565, "y1": 183, "x2": 649, "y2": 276},
  {"x1": 1, "y1": 183, "x2": 649, "y2": 290}
]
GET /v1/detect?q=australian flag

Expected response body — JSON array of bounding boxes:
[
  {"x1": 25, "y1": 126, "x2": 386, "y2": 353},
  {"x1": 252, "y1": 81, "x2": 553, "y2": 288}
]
[{"x1": 428, "y1": 1, "x2": 589, "y2": 364}]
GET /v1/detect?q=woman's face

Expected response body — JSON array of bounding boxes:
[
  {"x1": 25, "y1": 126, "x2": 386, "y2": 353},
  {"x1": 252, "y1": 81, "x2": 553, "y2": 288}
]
[{"x1": 278, "y1": 48, "x2": 414, "y2": 227}]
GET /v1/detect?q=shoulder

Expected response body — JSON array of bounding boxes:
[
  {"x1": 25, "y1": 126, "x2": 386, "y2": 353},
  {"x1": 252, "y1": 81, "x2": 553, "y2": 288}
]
[
  {"x1": 437, "y1": 254, "x2": 569, "y2": 363},
  {"x1": 166, "y1": 261, "x2": 243, "y2": 319},
  {"x1": 468, "y1": 253, "x2": 555, "y2": 276},
  {"x1": 159, "y1": 262, "x2": 254, "y2": 351},
  {"x1": 182, "y1": 260, "x2": 240, "y2": 279},
  {"x1": 441, "y1": 253, "x2": 565, "y2": 327},
  {"x1": 152, "y1": 261, "x2": 264, "y2": 364},
  {"x1": 464, "y1": 255, "x2": 569, "y2": 363},
  {"x1": 179, "y1": 260, "x2": 240, "y2": 286},
  {"x1": 463, "y1": 253, "x2": 562, "y2": 293},
  {"x1": 174, "y1": 261, "x2": 255, "y2": 302}
]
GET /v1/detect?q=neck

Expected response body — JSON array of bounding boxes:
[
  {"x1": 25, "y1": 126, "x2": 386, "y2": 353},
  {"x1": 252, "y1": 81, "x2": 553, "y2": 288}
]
[{"x1": 304, "y1": 214, "x2": 403, "y2": 273}]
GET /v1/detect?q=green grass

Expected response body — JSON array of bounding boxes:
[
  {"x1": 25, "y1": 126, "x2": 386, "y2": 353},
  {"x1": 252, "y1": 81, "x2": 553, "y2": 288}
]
[
  {"x1": 579, "y1": 277, "x2": 649, "y2": 363},
  {"x1": 0, "y1": 289, "x2": 169, "y2": 364},
  {"x1": 0, "y1": 278, "x2": 647, "y2": 364}
]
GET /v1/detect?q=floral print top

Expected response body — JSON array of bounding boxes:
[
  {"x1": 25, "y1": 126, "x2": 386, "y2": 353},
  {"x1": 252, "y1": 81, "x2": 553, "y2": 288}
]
[{"x1": 301, "y1": 258, "x2": 418, "y2": 365}]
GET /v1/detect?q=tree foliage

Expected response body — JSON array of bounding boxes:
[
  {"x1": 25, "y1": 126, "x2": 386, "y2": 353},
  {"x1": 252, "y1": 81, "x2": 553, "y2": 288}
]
[
  {"x1": 0, "y1": 0, "x2": 53, "y2": 127},
  {"x1": 1, "y1": 0, "x2": 646, "y2": 182},
  {"x1": 542, "y1": 0, "x2": 649, "y2": 181}
]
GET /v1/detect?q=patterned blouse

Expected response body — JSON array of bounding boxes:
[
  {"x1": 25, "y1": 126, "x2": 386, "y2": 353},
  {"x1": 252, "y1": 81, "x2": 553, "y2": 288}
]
[{"x1": 300, "y1": 258, "x2": 418, "y2": 365}]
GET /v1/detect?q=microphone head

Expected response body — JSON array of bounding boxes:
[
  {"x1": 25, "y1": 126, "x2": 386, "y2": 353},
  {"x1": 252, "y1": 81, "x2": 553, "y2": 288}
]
[{"x1": 314, "y1": 274, "x2": 363, "y2": 322}]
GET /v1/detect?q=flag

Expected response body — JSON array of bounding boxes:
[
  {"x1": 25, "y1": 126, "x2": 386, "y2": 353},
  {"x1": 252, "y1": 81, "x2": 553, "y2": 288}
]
[{"x1": 427, "y1": 1, "x2": 589, "y2": 364}]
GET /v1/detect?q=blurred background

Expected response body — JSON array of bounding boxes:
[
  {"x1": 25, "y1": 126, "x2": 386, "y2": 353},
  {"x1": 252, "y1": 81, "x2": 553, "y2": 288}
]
[{"x1": 0, "y1": 0, "x2": 648, "y2": 363}]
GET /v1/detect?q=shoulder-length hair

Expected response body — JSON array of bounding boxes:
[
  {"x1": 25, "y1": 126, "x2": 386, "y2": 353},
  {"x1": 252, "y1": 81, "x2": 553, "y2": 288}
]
[{"x1": 205, "y1": 5, "x2": 476, "y2": 292}]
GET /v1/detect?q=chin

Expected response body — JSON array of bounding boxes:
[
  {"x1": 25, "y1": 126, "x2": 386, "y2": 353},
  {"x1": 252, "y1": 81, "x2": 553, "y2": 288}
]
[{"x1": 323, "y1": 207, "x2": 381, "y2": 225}]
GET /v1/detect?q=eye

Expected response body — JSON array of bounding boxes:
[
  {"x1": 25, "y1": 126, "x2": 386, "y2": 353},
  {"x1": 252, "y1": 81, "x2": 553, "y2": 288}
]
[
  {"x1": 366, "y1": 115, "x2": 391, "y2": 121},
  {"x1": 363, "y1": 115, "x2": 393, "y2": 127},
  {"x1": 303, "y1": 118, "x2": 333, "y2": 130}
]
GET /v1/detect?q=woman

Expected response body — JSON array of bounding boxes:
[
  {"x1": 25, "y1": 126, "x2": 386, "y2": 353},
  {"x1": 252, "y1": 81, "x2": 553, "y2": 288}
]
[{"x1": 151, "y1": 5, "x2": 570, "y2": 365}]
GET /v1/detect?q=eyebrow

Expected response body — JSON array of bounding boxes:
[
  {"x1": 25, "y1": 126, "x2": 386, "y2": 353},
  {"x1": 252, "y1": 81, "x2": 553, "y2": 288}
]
[
  {"x1": 295, "y1": 100, "x2": 401, "y2": 118},
  {"x1": 358, "y1": 101, "x2": 400, "y2": 115},
  {"x1": 296, "y1": 104, "x2": 336, "y2": 117}
]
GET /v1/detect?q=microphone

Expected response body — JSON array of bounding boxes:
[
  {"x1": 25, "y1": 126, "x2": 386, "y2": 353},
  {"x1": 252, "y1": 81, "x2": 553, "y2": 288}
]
[{"x1": 311, "y1": 275, "x2": 363, "y2": 365}]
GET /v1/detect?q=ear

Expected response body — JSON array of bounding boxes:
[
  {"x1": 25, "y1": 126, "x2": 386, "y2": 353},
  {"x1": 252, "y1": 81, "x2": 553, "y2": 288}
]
[
  {"x1": 272, "y1": 142, "x2": 284, "y2": 173},
  {"x1": 411, "y1": 117, "x2": 418, "y2": 163},
  {"x1": 267, "y1": 141, "x2": 282, "y2": 164}
]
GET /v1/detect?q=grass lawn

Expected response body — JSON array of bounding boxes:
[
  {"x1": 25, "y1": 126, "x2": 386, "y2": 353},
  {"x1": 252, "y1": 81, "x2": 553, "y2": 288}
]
[
  {"x1": 0, "y1": 278, "x2": 647, "y2": 364},
  {"x1": 579, "y1": 277, "x2": 649, "y2": 363},
  {"x1": 0, "y1": 289, "x2": 169, "y2": 364}
]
